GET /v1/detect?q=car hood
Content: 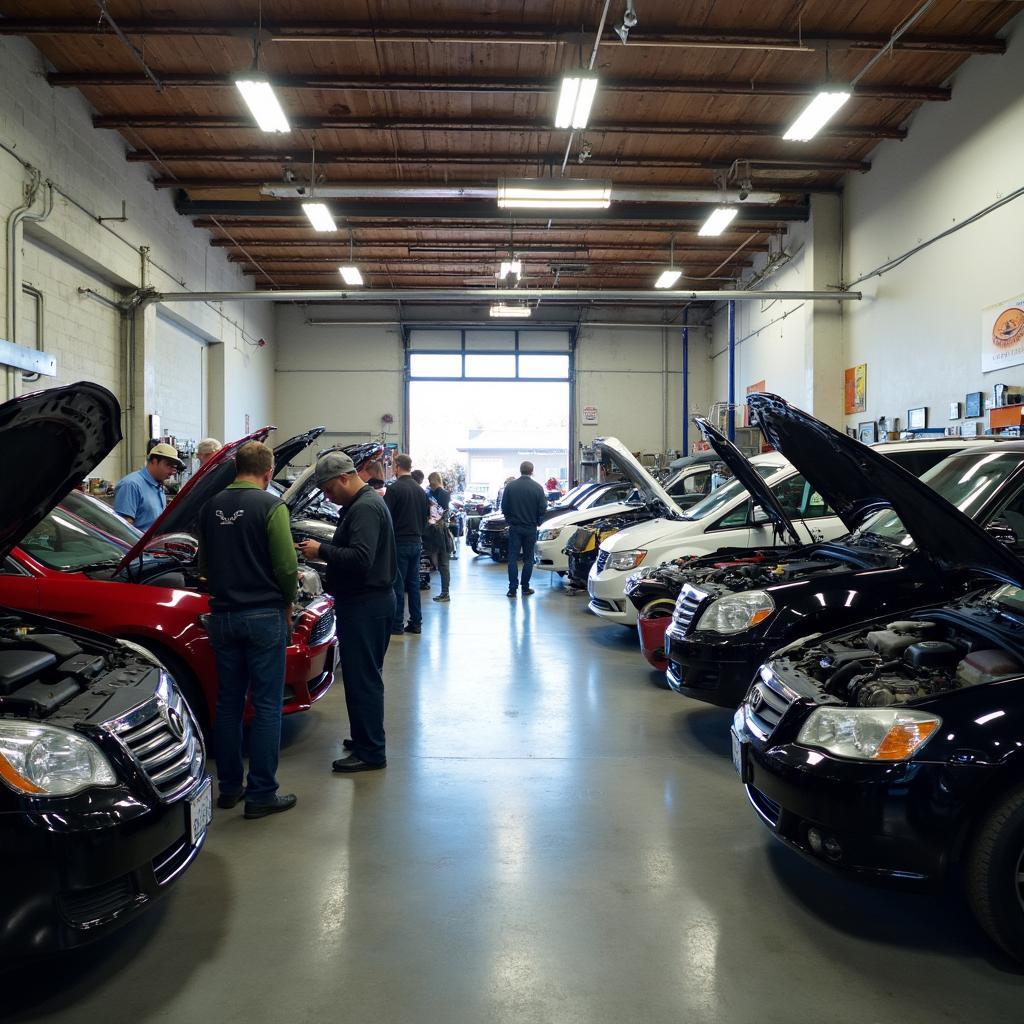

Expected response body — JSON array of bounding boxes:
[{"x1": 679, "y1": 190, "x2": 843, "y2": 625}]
[
  {"x1": 595, "y1": 437, "x2": 686, "y2": 517},
  {"x1": 115, "y1": 426, "x2": 274, "y2": 573},
  {"x1": 273, "y1": 426, "x2": 326, "y2": 477},
  {"x1": 540, "y1": 502, "x2": 639, "y2": 533},
  {"x1": 0, "y1": 383, "x2": 122, "y2": 560},
  {"x1": 600, "y1": 516, "x2": 698, "y2": 553},
  {"x1": 695, "y1": 417, "x2": 802, "y2": 545},
  {"x1": 279, "y1": 442, "x2": 384, "y2": 513},
  {"x1": 748, "y1": 392, "x2": 1024, "y2": 588}
]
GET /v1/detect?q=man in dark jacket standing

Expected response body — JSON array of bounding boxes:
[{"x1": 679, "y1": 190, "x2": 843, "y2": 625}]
[
  {"x1": 384, "y1": 453, "x2": 429, "y2": 635},
  {"x1": 500, "y1": 460, "x2": 548, "y2": 598},
  {"x1": 298, "y1": 452, "x2": 397, "y2": 772},
  {"x1": 198, "y1": 441, "x2": 298, "y2": 819}
]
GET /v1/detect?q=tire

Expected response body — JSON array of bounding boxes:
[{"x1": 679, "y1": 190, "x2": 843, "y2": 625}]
[{"x1": 965, "y1": 784, "x2": 1024, "y2": 962}]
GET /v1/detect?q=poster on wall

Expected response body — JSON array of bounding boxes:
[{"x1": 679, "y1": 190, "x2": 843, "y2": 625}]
[
  {"x1": 982, "y1": 297, "x2": 1024, "y2": 372},
  {"x1": 844, "y1": 364, "x2": 867, "y2": 415},
  {"x1": 581, "y1": 404, "x2": 599, "y2": 426},
  {"x1": 744, "y1": 380, "x2": 766, "y2": 427}
]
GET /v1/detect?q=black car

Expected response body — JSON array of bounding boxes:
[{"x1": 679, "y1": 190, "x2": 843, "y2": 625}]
[
  {"x1": 653, "y1": 396, "x2": 1024, "y2": 706},
  {"x1": 462, "y1": 493, "x2": 495, "y2": 553},
  {"x1": 0, "y1": 382, "x2": 210, "y2": 955}
]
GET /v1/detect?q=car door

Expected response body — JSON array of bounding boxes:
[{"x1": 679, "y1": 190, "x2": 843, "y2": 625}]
[{"x1": 0, "y1": 555, "x2": 42, "y2": 611}]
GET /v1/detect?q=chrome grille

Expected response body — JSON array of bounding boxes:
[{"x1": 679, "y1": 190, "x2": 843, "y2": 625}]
[
  {"x1": 671, "y1": 584, "x2": 708, "y2": 634},
  {"x1": 113, "y1": 687, "x2": 204, "y2": 803},
  {"x1": 743, "y1": 669, "x2": 797, "y2": 742},
  {"x1": 595, "y1": 549, "x2": 610, "y2": 574},
  {"x1": 308, "y1": 607, "x2": 336, "y2": 647}
]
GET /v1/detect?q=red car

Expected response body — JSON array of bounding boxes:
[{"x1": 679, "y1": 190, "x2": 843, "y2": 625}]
[{"x1": 0, "y1": 429, "x2": 337, "y2": 734}]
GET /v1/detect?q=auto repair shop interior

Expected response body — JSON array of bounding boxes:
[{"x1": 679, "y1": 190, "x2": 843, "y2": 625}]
[{"x1": 1, "y1": 2, "x2": 1024, "y2": 1022}]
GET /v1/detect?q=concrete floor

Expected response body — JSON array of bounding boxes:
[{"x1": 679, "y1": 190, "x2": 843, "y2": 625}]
[{"x1": 6, "y1": 552, "x2": 1024, "y2": 1022}]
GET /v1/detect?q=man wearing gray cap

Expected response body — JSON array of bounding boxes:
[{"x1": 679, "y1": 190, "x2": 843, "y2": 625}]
[{"x1": 298, "y1": 451, "x2": 397, "y2": 772}]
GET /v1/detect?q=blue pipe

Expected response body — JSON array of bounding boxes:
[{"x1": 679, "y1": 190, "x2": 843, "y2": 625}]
[
  {"x1": 727, "y1": 300, "x2": 736, "y2": 441},
  {"x1": 682, "y1": 309, "x2": 689, "y2": 453}
]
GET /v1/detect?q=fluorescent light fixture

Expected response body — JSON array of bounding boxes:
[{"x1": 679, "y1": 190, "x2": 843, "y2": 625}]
[
  {"x1": 489, "y1": 303, "x2": 532, "y2": 318},
  {"x1": 338, "y1": 266, "x2": 363, "y2": 286},
  {"x1": 555, "y1": 74, "x2": 599, "y2": 130},
  {"x1": 699, "y1": 206, "x2": 739, "y2": 236},
  {"x1": 496, "y1": 260, "x2": 523, "y2": 280},
  {"x1": 497, "y1": 179, "x2": 612, "y2": 210},
  {"x1": 655, "y1": 269, "x2": 682, "y2": 289},
  {"x1": 234, "y1": 75, "x2": 290, "y2": 133},
  {"x1": 301, "y1": 202, "x2": 337, "y2": 232},
  {"x1": 783, "y1": 87, "x2": 852, "y2": 141}
]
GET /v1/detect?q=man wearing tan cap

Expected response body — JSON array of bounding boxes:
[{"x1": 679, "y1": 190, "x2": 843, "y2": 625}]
[{"x1": 114, "y1": 441, "x2": 184, "y2": 531}]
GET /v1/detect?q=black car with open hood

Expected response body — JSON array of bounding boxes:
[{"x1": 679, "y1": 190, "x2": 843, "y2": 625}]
[
  {"x1": 654, "y1": 395, "x2": 1024, "y2": 706},
  {"x1": 0, "y1": 383, "x2": 210, "y2": 955}
]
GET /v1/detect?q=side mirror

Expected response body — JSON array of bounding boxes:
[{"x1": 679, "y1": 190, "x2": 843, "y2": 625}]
[
  {"x1": 751, "y1": 506, "x2": 772, "y2": 525},
  {"x1": 986, "y1": 519, "x2": 1019, "y2": 548},
  {"x1": 145, "y1": 532, "x2": 199, "y2": 562}
]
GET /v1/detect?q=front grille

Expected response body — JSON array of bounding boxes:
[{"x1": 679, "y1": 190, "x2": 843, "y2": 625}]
[
  {"x1": 308, "y1": 607, "x2": 336, "y2": 647},
  {"x1": 671, "y1": 584, "x2": 709, "y2": 634},
  {"x1": 152, "y1": 836, "x2": 194, "y2": 886},
  {"x1": 743, "y1": 669, "x2": 797, "y2": 741},
  {"x1": 746, "y1": 785, "x2": 782, "y2": 828},
  {"x1": 59, "y1": 876, "x2": 138, "y2": 926},
  {"x1": 595, "y1": 549, "x2": 609, "y2": 574},
  {"x1": 113, "y1": 688, "x2": 204, "y2": 802}
]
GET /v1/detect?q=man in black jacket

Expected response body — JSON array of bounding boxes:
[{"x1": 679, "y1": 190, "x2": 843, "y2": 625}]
[
  {"x1": 384, "y1": 453, "x2": 430, "y2": 636},
  {"x1": 500, "y1": 460, "x2": 548, "y2": 598},
  {"x1": 297, "y1": 452, "x2": 397, "y2": 772}
]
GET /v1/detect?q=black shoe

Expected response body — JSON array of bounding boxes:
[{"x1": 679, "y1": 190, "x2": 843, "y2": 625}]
[
  {"x1": 433, "y1": 594, "x2": 450, "y2": 603},
  {"x1": 391, "y1": 626, "x2": 405, "y2": 636},
  {"x1": 507, "y1": 589, "x2": 517, "y2": 598},
  {"x1": 332, "y1": 754, "x2": 386, "y2": 773},
  {"x1": 342, "y1": 738, "x2": 353, "y2": 750},
  {"x1": 217, "y1": 790, "x2": 245, "y2": 809},
  {"x1": 244, "y1": 794, "x2": 297, "y2": 819},
  {"x1": 523, "y1": 588, "x2": 535, "y2": 596},
  {"x1": 405, "y1": 623, "x2": 421, "y2": 634}
]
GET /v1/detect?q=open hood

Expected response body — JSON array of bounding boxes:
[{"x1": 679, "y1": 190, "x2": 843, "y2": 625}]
[
  {"x1": 695, "y1": 417, "x2": 801, "y2": 545},
  {"x1": 279, "y1": 441, "x2": 385, "y2": 514},
  {"x1": 273, "y1": 426, "x2": 326, "y2": 477},
  {"x1": 0, "y1": 383, "x2": 122, "y2": 560},
  {"x1": 748, "y1": 392, "x2": 1024, "y2": 588},
  {"x1": 594, "y1": 437, "x2": 685, "y2": 517},
  {"x1": 115, "y1": 426, "x2": 274, "y2": 573}
]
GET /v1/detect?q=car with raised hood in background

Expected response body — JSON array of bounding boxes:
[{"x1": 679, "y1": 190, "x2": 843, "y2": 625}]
[
  {"x1": 634, "y1": 397, "x2": 1015, "y2": 684},
  {"x1": 731, "y1": 480, "x2": 1024, "y2": 962},
  {"x1": 0, "y1": 426, "x2": 338, "y2": 737},
  {"x1": 0, "y1": 382, "x2": 210, "y2": 955}
]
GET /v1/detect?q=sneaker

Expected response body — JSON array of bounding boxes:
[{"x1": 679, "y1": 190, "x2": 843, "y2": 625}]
[
  {"x1": 433, "y1": 593, "x2": 450, "y2": 603},
  {"x1": 244, "y1": 793, "x2": 297, "y2": 819},
  {"x1": 523, "y1": 588, "x2": 536, "y2": 596},
  {"x1": 405, "y1": 623, "x2": 422, "y2": 634},
  {"x1": 507, "y1": 589, "x2": 517, "y2": 598}
]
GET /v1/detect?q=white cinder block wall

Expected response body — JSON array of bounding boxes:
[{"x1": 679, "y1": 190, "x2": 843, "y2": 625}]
[
  {"x1": 0, "y1": 36, "x2": 275, "y2": 479},
  {"x1": 273, "y1": 304, "x2": 712, "y2": 468}
]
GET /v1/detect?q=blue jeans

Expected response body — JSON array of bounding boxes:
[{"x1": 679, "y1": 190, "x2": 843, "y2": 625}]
[
  {"x1": 337, "y1": 590, "x2": 396, "y2": 765},
  {"x1": 507, "y1": 526, "x2": 538, "y2": 591},
  {"x1": 393, "y1": 542, "x2": 423, "y2": 629},
  {"x1": 207, "y1": 606, "x2": 288, "y2": 804}
]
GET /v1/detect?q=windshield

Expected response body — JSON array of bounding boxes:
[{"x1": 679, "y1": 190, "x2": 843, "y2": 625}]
[
  {"x1": 993, "y1": 585, "x2": 1024, "y2": 617},
  {"x1": 857, "y1": 451, "x2": 1024, "y2": 547},
  {"x1": 683, "y1": 463, "x2": 785, "y2": 521},
  {"x1": 21, "y1": 493, "x2": 137, "y2": 571},
  {"x1": 580, "y1": 483, "x2": 632, "y2": 510},
  {"x1": 552, "y1": 483, "x2": 590, "y2": 508}
]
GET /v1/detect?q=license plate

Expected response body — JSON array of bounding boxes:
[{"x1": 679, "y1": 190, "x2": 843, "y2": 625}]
[
  {"x1": 731, "y1": 729, "x2": 746, "y2": 779},
  {"x1": 188, "y1": 777, "x2": 213, "y2": 845}
]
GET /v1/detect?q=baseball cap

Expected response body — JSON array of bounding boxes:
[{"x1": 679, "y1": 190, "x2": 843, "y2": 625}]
[
  {"x1": 148, "y1": 442, "x2": 184, "y2": 469},
  {"x1": 314, "y1": 451, "x2": 357, "y2": 485}
]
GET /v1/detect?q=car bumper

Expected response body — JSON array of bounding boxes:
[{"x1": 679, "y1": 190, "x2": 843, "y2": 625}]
[
  {"x1": 637, "y1": 611, "x2": 671, "y2": 669},
  {"x1": 534, "y1": 538, "x2": 568, "y2": 573},
  {"x1": 733, "y1": 712, "x2": 971, "y2": 887},
  {"x1": 284, "y1": 636, "x2": 337, "y2": 714},
  {"x1": 587, "y1": 572, "x2": 637, "y2": 624},
  {"x1": 664, "y1": 630, "x2": 761, "y2": 707},
  {"x1": 0, "y1": 774, "x2": 210, "y2": 955}
]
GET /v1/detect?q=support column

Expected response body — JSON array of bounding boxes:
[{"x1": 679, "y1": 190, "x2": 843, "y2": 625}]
[
  {"x1": 682, "y1": 310, "x2": 689, "y2": 453},
  {"x1": 727, "y1": 300, "x2": 736, "y2": 441}
]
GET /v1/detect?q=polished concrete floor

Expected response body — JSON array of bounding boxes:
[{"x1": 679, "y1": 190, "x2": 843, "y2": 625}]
[{"x1": 7, "y1": 552, "x2": 1024, "y2": 1022}]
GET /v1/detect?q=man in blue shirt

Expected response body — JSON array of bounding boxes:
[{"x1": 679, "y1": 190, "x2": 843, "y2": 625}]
[{"x1": 114, "y1": 442, "x2": 183, "y2": 531}]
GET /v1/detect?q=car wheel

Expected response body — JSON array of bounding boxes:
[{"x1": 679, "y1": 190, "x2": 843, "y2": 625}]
[{"x1": 966, "y1": 784, "x2": 1024, "y2": 963}]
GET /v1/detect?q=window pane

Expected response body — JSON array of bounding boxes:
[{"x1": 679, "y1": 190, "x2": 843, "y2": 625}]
[
  {"x1": 410, "y1": 353, "x2": 463, "y2": 378},
  {"x1": 518, "y1": 354, "x2": 569, "y2": 378},
  {"x1": 464, "y1": 354, "x2": 516, "y2": 378}
]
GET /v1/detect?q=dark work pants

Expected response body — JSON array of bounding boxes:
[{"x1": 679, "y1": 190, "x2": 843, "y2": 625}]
[
  {"x1": 507, "y1": 525, "x2": 538, "y2": 591},
  {"x1": 393, "y1": 541, "x2": 423, "y2": 628},
  {"x1": 436, "y1": 536, "x2": 451, "y2": 595},
  {"x1": 336, "y1": 590, "x2": 396, "y2": 765}
]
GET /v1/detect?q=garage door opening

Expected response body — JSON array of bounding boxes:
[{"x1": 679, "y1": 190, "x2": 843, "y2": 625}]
[{"x1": 406, "y1": 329, "x2": 572, "y2": 500}]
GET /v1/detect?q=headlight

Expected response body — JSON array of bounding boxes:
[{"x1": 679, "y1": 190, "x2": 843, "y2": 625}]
[
  {"x1": 538, "y1": 527, "x2": 563, "y2": 542},
  {"x1": 697, "y1": 591, "x2": 775, "y2": 634},
  {"x1": 796, "y1": 707, "x2": 941, "y2": 762},
  {"x1": 608, "y1": 549, "x2": 647, "y2": 571},
  {"x1": 0, "y1": 722, "x2": 118, "y2": 796}
]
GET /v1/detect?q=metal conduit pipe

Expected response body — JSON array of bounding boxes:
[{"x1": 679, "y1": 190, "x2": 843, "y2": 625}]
[{"x1": 20, "y1": 284, "x2": 44, "y2": 383}]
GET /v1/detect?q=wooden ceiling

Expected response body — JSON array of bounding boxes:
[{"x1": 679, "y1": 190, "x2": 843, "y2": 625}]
[{"x1": 2, "y1": 1, "x2": 1017, "y2": 293}]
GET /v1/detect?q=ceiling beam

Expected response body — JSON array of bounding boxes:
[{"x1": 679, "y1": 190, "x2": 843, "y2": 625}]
[
  {"x1": 192, "y1": 217, "x2": 806, "y2": 231},
  {"x1": 111, "y1": 116, "x2": 906, "y2": 140},
  {"x1": 233, "y1": 256, "x2": 752, "y2": 269},
  {"x1": 216, "y1": 241, "x2": 772, "y2": 254},
  {"x1": 3, "y1": 18, "x2": 1005, "y2": 54},
  {"x1": 65, "y1": 73, "x2": 951, "y2": 102}
]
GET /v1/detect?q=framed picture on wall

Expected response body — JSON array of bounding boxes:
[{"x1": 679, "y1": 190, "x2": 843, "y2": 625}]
[
  {"x1": 907, "y1": 407, "x2": 928, "y2": 431},
  {"x1": 965, "y1": 391, "x2": 984, "y2": 418},
  {"x1": 844, "y1": 364, "x2": 867, "y2": 415},
  {"x1": 949, "y1": 401, "x2": 962, "y2": 420},
  {"x1": 857, "y1": 421, "x2": 877, "y2": 444}
]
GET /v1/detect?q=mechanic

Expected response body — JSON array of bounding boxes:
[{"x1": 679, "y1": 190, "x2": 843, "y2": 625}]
[
  {"x1": 113, "y1": 442, "x2": 183, "y2": 530},
  {"x1": 297, "y1": 452, "x2": 397, "y2": 773},
  {"x1": 500, "y1": 461, "x2": 548, "y2": 599},
  {"x1": 197, "y1": 440, "x2": 298, "y2": 819},
  {"x1": 196, "y1": 437, "x2": 222, "y2": 467},
  {"x1": 427, "y1": 471, "x2": 452, "y2": 603},
  {"x1": 384, "y1": 454, "x2": 430, "y2": 636}
]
